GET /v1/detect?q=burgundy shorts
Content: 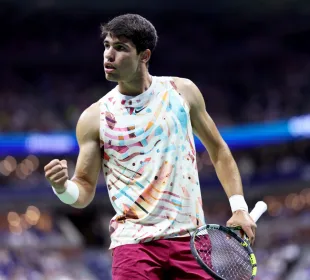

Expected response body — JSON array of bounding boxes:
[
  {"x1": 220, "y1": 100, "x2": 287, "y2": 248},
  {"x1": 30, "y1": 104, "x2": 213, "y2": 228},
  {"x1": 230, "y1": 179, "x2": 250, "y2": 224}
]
[{"x1": 111, "y1": 237, "x2": 213, "y2": 280}]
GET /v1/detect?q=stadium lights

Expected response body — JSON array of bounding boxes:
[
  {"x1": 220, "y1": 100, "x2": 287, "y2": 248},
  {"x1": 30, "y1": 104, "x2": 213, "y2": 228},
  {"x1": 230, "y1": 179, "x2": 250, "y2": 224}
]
[
  {"x1": 4, "y1": 156, "x2": 17, "y2": 172},
  {"x1": 1, "y1": 114, "x2": 310, "y2": 155},
  {"x1": 26, "y1": 155, "x2": 39, "y2": 170},
  {"x1": 7, "y1": 212, "x2": 21, "y2": 227},
  {"x1": 264, "y1": 188, "x2": 310, "y2": 216},
  {"x1": 0, "y1": 161, "x2": 10, "y2": 176},
  {"x1": 25, "y1": 206, "x2": 41, "y2": 226},
  {"x1": 7, "y1": 211, "x2": 23, "y2": 235},
  {"x1": 0, "y1": 155, "x2": 40, "y2": 179},
  {"x1": 9, "y1": 224, "x2": 23, "y2": 235}
]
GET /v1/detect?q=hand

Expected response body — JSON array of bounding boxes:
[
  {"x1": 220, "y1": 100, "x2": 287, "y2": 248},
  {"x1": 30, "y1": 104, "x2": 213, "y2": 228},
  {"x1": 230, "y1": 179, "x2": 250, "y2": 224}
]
[
  {"x1": 44, "y1": 159, "x2": 69, "y2": 194},
  {"x1": 226, "y1": 210, "x2": 257, "y2": 245}
]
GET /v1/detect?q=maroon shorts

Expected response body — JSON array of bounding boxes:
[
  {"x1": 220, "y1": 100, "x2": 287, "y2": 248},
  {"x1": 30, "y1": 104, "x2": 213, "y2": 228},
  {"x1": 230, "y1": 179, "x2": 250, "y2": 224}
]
[{"x1": 111, "y1": 237, "x2": 213, "y2": 280}]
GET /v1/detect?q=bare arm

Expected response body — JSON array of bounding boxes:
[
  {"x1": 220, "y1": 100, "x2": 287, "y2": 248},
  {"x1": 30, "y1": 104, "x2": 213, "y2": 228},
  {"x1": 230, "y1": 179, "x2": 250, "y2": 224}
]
[
  {"x1": 174, "y1": 77, "x2": 256, "y2": 243},
  {"x1": 70, "y1": 102, "x2": 102, "y2": 208},
  {"x1": 174, "y1": 78, "x2": 243, "y2": 198},
  {"x1": 45, "y1": 102, "x2": 102, "y2": 209}
]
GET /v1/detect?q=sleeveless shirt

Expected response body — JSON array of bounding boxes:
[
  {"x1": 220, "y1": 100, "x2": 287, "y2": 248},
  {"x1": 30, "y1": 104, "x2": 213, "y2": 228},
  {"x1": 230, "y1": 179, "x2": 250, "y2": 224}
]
[{"x1": 99, "y1": 76, "x2": 205, "y2": 249}]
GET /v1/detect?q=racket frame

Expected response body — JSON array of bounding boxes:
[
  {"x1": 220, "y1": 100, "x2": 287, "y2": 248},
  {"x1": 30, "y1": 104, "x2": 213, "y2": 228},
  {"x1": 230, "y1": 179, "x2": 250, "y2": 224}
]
[{"x1": 190, "y1": 224, "x2": 257, "y2": 280}]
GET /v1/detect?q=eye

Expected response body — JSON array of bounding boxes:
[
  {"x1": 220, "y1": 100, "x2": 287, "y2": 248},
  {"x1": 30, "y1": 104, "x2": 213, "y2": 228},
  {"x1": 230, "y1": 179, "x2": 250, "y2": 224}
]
[
  {"x1": 103, "y1": 43, "x2": 109, "y2": 49},
  {"x1": 116, "y1": 45, "x2": 126, "y2": 51}
]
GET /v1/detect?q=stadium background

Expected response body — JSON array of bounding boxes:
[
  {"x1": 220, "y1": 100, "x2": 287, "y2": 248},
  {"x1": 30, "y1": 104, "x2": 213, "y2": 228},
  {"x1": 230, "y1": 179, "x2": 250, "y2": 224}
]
[{"x1": 1, "y1": 0, "x2": 310, "y2": 279}]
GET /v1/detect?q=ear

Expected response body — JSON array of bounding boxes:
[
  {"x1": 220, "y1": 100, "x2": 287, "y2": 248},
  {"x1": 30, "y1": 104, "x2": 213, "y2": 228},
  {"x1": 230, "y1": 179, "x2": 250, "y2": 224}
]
[{"x1": 140, "y1": 49, "x2": 151, "y2": 64}]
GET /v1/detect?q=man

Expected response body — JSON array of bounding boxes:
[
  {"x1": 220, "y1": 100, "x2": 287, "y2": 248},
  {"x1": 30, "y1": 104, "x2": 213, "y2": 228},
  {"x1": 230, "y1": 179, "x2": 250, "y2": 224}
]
[{"x1": 44, "y1": 14, "x2": 256, "y2": 280}]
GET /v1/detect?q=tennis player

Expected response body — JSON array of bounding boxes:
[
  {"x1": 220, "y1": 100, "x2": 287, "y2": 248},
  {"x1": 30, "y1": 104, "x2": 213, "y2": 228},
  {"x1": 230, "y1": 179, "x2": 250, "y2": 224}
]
[{"x1": 44, "y1": 14, "x2": 257, "y2": 280}]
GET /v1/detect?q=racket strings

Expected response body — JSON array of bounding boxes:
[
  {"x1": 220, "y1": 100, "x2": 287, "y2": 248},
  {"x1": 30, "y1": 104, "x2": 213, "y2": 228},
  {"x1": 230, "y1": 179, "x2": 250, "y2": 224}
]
[{"x1": 195, "y1": 229, "x2": 253, "y2": 280}]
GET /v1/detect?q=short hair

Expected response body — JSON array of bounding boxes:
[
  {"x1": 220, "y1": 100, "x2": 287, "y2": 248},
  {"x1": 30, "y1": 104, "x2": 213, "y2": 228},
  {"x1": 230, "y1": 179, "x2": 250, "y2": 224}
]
[{"x1": 101, "y1": 14, "x2": 158, "y2": 54}]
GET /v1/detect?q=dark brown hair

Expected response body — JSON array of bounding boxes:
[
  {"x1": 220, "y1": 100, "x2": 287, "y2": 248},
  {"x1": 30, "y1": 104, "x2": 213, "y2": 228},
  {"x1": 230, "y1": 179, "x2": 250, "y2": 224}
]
[{"x1": 101, "y1": 14, "x2": 158, "y2": 54}]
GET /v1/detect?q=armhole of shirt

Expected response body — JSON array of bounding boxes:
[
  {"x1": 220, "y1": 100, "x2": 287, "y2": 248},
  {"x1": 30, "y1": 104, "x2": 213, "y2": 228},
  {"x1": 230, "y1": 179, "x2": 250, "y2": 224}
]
[
  {"x1": 169, "y1": 77, "x2": 191, "y2": 114},
  {"x1": 98, "y1": 99, "x2": 105, "y2": 145}
]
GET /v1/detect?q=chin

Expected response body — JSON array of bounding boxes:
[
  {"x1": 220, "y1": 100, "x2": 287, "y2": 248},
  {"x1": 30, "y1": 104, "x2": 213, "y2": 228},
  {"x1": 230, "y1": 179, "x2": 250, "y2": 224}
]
[{"x1": 105, "y1": 73, "x2": 119, "y2": 82}]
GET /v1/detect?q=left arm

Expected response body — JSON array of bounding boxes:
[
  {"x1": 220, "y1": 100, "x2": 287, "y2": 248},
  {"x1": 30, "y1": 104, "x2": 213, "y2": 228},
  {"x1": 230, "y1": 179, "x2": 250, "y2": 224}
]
[{"x1": 174, "y1": 78, "x2": 256, "y2": 244}]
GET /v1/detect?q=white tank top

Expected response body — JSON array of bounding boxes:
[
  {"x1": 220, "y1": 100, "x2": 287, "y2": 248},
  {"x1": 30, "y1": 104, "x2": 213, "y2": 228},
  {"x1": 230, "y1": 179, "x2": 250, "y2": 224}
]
[{"x1": 99, "y1": 76, "x2": 205, "y2": 249}]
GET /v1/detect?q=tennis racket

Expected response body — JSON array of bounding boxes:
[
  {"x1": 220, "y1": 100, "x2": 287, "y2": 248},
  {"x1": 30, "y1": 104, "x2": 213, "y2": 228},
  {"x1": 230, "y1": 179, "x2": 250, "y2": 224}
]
[{"x1": 190, "y1": 201, "x2": 268, "y2": 280}]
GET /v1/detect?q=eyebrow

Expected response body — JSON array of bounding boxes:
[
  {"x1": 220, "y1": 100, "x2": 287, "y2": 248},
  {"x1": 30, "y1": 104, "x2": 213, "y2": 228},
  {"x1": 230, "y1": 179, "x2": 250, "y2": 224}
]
[{"x1": 104, "y1": 40, "x2": 128, "y2": 46}]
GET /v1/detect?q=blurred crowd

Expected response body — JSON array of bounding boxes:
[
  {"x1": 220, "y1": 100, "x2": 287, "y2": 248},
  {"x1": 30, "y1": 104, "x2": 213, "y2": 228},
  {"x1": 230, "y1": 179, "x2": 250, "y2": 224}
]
[
  {"x1": 1, "y1": 54, "x2": 310, "y2": 132},
  {"x1": 0, "y1": 248, "x2": 98, "y2": 280},
  {"x1": 0, "y1": 205, "x2": 309, "y2": 280},
  {"x1": 0, "y1": 12, "x2": 310, "y2": 190},
  {"x1": 1, "y1": 13, "x2": 310, "y2": 132},
  {"x1": 0, "y1": 73, "x2": 104, "y2": 132},
  {"x1": 0, "y1": 13, "x2": 310, "y2": 197},
  {"x1": 2, "y1": 137, "x2": 310, "y2": 191}
]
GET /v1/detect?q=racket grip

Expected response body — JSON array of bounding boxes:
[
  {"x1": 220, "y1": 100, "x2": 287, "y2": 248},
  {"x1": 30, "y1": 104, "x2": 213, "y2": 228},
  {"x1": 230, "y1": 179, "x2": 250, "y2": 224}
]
[{"x1": 249, "y1": 201, "x2": 268, "y2": 222}]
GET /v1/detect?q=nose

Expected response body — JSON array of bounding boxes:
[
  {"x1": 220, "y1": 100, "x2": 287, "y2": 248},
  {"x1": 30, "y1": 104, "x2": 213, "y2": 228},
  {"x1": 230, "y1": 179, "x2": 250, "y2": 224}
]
[{"x1": 104, "y1": 48, "x2": 115, "y2": 62}]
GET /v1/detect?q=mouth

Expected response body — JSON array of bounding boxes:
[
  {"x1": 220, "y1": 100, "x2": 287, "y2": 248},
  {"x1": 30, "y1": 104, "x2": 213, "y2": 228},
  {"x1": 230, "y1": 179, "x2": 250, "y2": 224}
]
[
  {"x1": 105, "y1": 68, "x2": 115, "y2": 74},
  {"x1": 104, "y1": 63, "x2": 116, "y2": 73}
]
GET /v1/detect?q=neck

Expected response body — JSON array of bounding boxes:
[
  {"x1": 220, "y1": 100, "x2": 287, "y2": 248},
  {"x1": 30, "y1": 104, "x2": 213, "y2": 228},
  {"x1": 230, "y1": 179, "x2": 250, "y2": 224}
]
[{"x1": 118, "y1": 71, "x2": 152, "y2": 96}]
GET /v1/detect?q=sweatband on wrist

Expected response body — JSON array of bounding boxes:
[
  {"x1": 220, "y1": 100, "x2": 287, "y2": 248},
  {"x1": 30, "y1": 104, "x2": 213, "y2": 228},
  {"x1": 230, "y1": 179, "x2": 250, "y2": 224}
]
[
  {"x1": 52, "y1": 180, "x2": 79, "y2": 205},
  {"x1": 229, "y1": 194, "x2": 248, "y2": 213}
]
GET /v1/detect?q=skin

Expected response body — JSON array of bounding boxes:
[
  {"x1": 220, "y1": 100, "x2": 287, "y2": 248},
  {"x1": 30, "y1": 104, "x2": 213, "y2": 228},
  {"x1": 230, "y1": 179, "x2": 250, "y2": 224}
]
[{"x1": 44, "y1": 32, "x2": 256, "y2": 244}]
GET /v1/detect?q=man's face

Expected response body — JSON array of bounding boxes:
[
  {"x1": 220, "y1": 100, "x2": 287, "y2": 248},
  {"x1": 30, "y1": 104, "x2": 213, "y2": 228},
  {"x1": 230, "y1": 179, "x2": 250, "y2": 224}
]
[{"x1": 103, "y1": 33, "x2": 141, "y2": 82}]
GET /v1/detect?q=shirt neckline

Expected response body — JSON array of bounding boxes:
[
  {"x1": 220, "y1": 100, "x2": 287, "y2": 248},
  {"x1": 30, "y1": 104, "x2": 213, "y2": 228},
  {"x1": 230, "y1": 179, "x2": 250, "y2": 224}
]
[{"x1": 115, "y1": 76, "x2": 157, "y2": 108}]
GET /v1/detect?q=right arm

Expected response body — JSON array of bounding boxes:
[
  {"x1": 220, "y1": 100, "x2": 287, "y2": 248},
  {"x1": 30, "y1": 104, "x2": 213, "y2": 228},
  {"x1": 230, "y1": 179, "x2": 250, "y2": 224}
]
[{"x1": 44, "y1": 102, "x2": 102, "y2": 209}]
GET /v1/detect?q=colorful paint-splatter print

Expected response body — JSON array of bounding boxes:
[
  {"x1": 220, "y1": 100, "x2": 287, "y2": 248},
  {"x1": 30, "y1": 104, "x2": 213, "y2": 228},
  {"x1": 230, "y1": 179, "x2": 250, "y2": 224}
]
[{"x1": 99, "y1": 76, "x2": 205, "y2": 249}]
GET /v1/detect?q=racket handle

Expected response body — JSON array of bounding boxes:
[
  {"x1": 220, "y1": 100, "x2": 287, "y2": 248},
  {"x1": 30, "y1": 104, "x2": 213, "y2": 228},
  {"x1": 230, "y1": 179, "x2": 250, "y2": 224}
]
[{"x1": 249, "y1": 201, "x2": 268, "y2": 222}]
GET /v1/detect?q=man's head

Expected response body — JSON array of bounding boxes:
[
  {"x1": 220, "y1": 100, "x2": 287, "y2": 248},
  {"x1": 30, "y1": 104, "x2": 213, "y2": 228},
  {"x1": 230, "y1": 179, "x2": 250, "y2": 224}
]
[{"x1": 101, "y1": 14, "x2": 158, "y2": 82}]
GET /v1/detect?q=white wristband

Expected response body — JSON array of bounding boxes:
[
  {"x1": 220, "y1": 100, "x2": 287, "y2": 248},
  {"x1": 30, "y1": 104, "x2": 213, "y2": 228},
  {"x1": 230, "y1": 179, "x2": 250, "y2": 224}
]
[
  {"x1": 52, "y1": 180, "x2": 79, "y2": 205},
  {"x1": 229, "y1": 194, "x2": 248, "y2": 213}
]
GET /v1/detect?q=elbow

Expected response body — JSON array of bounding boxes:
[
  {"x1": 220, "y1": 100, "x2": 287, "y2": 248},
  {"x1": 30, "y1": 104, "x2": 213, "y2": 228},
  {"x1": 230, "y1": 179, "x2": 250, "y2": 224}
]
[
  {"x1": 70, "y1": 201, "x2": 90, "y2": 209},
  {"x1": 71, "y1": 188, "x2": 96, "y2": 209},
  {"x1": 71, "y1": 197, "x2": 94, "y2": 209},
  {"x1": 70, "y1": 177, "x2": 96, "y2": 209},
  {"x1": 71, "y1": 204, "x2": 89, "y2": 209}
]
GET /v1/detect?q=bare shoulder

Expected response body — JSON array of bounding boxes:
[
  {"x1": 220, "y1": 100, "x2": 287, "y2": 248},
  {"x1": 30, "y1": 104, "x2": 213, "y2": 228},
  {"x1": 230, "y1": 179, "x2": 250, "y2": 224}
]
[
  {"x1": 76, "y1": 102, "x2": 100, "y2": 142},
  {"x1": 172, "y1": 77, "x2": 194, "y2": 91},
  {"x1": 171, "y1": 77, "x2": 203, "y2": 109},
  {"x1": 79, "y1": 102, "x2": 100, "y2": 123}
]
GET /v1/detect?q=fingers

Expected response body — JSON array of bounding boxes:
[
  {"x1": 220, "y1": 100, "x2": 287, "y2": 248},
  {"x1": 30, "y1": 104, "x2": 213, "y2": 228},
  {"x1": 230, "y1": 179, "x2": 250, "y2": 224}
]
[
  {"x1": 240, "y1": 229, "x2": 245, "y2": 239},
  {"x1": 51, "y1": 175, "x2": 68, "y2": 186},
  {"x1": 49, "y1": 170, "x2": 67, "y2": 182},
  {"x1": 44, "y1": 159, "x2": 61, "y2": 172},
  {"x1": 44, "y1": 159, "x2": 68, "y2": 189},
  {"x1": 241, "y1": 224, "x2": 256, "y2": 245},
  {"x1": 45, "y1": 160, "x2": 68, "y2": 175},
  {"x1": 44, "y1": 159, "x2": 68, "y2": 171},
  {"x1": 227, "y1": 211, "x2": 257, "y2": 245},
  {"x1": 45, "y1": 164, "x2": 63, "y2": 178},
  {"x1": 60, "y1": 159, "x2": 68, "y2": 169},
  {"x1": 226, "y1": 218, "x2": 235, "y2": 228},
  {"x1": 251, "y1": 224, "x2": 256, "y2": 245}
]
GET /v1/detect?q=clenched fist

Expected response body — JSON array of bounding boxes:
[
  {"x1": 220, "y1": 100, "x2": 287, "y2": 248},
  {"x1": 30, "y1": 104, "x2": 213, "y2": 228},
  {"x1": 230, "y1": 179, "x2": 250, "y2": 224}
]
[{"x1": 44, "y1": 159, "x2": 68, "y2": 194}]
